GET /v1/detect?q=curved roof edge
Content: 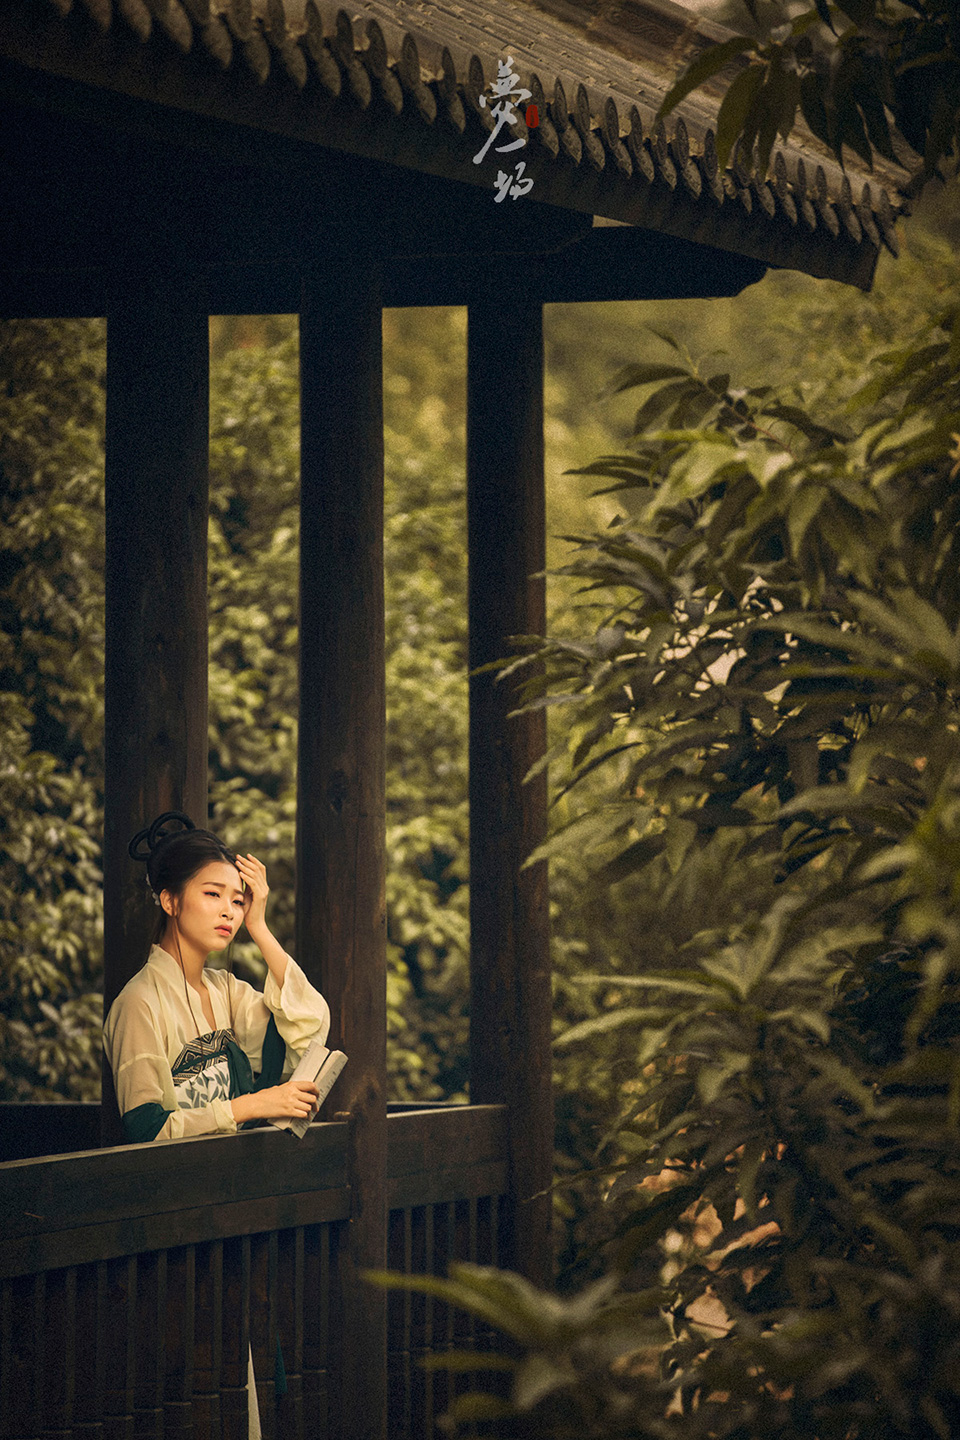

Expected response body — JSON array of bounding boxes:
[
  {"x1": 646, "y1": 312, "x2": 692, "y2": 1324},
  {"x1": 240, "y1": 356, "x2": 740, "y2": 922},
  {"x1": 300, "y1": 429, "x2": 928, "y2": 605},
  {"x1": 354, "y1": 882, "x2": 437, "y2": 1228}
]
[{"x1": 3, "y1": 0, "x2": 910, "y2": 283}]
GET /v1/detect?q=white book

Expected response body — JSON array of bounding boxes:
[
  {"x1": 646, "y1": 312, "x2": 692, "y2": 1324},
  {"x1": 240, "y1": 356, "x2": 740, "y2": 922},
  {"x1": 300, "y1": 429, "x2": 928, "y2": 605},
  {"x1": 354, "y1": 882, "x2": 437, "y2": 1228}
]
[{"x1": 270, "y1": 1040, "x2": 348, "y2": 1139}]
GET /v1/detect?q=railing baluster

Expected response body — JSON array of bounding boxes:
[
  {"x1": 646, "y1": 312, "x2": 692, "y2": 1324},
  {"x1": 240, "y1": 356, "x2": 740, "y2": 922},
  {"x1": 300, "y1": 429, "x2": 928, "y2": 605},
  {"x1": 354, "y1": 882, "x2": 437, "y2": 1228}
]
[
  {"x1": 74, "y1": 1263, "x2": 107, "y2": 1440},
  {"x1": 475, "y1": 1196, "x2": 491, "y2": 1268},
  {"x1": 424, "y1": 1205, "x2": 437, "y2": 1440},
  {"x1": 163, "y1": 1247, "x2": 195, "y2": 1440},
  {"x1": 103, "y1": 1256, "x2": 136, "y2": 1440},
  {"x1": 39, "y1": 1266, "x2": 75, "y2": 1440},
  {"x1": 319, "y1": 1223, "x2": 334, "y2": 1438},
  {"x1": 249, "y1": 1232, "x2": 278, "y2": 1440},
  {"x1": 452, "y1": 1201, "x2": 476, "y2": 1412},
  {"x1": 474, "y1": 1198, "x2": 498, "y2": 1356},
  {"x1": 301, "y1": 1226, "x2": 322, "y2": 1439},
  {"x1": 275, "y1": 1228, "x2": 304, "y2": 1440},
  {"x1": 9, "y1": 1272, "x2": 43, "y2": 1440},
  {"x1": 385, "y1": 1208, "x2": 410, "y2": 1440},
  {"x1": 468, "y1": 1196, "x2": 478, "y2": 1267},
  {"x1": 407, "y1": 1206, "x2": 429, "y2": 1440},
  {"x1": 192, "y1": 1240, "x2": 223, "y2": 1440},
  {"x1": 4, "y1": 1279, "x2": 29, "y2": 1440},
  {"x1": 133, "y1": 1251, "x2": 165, "y2": 1440},
  {"x1": 220, "y1": 1237, "x2": 249, "y2": 1440},
  {"x1": 0, "y1": 1279, "x2": 11, "y2": 1440},
  {"x1": 430, "y1": 1203, "x2": 455, "y2": 1428},
  {"x1": 27, "y1": 1272, "x2": 45, "y2": 1440}
]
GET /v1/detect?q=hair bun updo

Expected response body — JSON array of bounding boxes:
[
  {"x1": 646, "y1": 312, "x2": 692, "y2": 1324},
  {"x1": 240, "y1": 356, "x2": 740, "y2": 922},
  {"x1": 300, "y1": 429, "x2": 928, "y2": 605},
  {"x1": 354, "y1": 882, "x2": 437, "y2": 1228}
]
[
  {"x1": 128, "y1": 811, "x2": 197, "y2": 864},
  {"x1": 128, "y1": 812, "x2": 238, "y2": 905}
]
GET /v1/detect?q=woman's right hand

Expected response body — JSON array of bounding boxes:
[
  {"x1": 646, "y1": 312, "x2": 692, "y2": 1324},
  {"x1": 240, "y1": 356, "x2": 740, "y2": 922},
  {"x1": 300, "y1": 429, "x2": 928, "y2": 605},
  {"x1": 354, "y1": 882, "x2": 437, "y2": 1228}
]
[{"x1": 230, "y1": 1080, "x2": 320, "y2": 1125}]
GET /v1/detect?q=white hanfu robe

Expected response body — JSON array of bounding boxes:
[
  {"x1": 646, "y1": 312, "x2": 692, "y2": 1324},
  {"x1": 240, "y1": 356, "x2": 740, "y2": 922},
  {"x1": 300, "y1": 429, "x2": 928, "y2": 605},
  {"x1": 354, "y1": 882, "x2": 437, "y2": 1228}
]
[{"x1": 103, "y1": 943, "x2": 331, "y2": 1142}]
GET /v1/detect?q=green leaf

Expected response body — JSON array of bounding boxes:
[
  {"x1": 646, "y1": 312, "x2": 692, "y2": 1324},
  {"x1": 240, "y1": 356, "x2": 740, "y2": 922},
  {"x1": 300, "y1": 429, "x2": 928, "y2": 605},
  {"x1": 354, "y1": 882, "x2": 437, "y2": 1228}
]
[
  {"x1": 738, "y1": 1136, "x2": 766, "y2": 1220},
  {"x1": 787, "y1": 484, "x2": 826, "y2": 555},
  {"x1": 835, "y1": 0, "x2": 876, "y2": 23},
  {"x1": 763, "y1": 402, "x2": 847, "y2": 446},
  {"x1": 858, "y1": 84, "x2": 899, "y2": 165},
  {"x1": 614, "y1": 1182, "x2": 703, "y2": 1261},
  {"x1": 658, "y1": 35, "x2": 759, "y2": 122},
  {"x1": 777, "y1": 784, "x2": 911, "y2": 831},
  {"x1": 600, "y1": 833, "x2": 667, "y2": 883},
  {"x1": 553, "y1": 1007, "x2": 669, "y2": 1048},
  {"x1": 853, "y1": 590, "x2": 959, "y2": 676},
  {"x1": 715, "y1": 62, "x2": 767, "y2": 171},
  {"x1": 442, "y1": 1392, "x2": 516, "y2": 1425},
  {"x1": 575, "y1": 972, "x2": 728, "y2": 999},
  {"x1": 799, "y1": 68, "x2": 831, "y2": 147},
  {"x1": 513, "y1": 1354, "x2": 574, "y2": 1410},
  {"x1": 633, "y1": 379, "x2": 702, "y2": 434},
  {"x1": 834, "y1": 90, "x2": 874, "y2": 169},
  {"x1": 602, "y1": 362, "x2": 691, "y2": 396}
]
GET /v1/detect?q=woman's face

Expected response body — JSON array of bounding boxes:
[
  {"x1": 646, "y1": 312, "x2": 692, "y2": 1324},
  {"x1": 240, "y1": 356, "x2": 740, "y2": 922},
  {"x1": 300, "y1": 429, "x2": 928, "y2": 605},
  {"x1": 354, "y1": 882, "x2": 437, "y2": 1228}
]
[{"x1": 162, "y1": 860, "x2": 246, "y2": 955}]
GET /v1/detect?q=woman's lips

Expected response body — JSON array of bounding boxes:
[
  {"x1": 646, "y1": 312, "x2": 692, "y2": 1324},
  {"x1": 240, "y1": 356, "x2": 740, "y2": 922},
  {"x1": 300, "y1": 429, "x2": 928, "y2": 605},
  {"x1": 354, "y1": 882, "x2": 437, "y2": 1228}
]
[{"x1": 215, "y1": 926, "x2": 232, "y2": 937}]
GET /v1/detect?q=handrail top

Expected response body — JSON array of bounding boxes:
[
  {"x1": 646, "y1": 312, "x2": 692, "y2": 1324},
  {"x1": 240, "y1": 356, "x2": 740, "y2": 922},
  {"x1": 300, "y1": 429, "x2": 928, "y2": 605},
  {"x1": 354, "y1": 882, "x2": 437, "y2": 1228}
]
[
  {"x1": 0, "y1": 1100, "x2": 504, "y2": 1174},
  {"x1": 0, "y1": 1116, "x2": 349, "y2": 1172}
]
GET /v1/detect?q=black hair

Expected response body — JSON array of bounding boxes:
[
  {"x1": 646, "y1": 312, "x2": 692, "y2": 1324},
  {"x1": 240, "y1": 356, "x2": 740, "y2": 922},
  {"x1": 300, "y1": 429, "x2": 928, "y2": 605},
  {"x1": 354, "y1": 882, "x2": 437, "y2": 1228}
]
[{"x1": 128, "y1": 811, "x2": 240, "y2": 946}]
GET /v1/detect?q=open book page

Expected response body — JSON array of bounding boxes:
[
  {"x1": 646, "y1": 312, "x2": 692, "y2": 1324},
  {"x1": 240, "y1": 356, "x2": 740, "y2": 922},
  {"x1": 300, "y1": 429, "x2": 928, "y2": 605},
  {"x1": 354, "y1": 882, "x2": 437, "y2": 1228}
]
[{"x1": 269, "y1": 1040, "x2": 348, "y2": 1139}]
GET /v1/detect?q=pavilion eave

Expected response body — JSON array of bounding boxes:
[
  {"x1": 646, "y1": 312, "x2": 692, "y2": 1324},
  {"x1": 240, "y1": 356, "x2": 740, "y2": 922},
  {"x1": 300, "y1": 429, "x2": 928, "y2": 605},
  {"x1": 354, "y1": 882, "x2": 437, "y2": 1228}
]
[{"x1": 0, "y1": 0, "x2": 908, "y2": 290}]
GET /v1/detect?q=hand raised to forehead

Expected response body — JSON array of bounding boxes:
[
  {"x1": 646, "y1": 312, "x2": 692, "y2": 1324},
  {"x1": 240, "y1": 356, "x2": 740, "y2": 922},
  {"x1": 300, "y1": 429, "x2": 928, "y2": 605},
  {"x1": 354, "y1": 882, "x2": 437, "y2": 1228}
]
[{"x1": 235, "y1": 853, "x2": 269, "y2": 934}]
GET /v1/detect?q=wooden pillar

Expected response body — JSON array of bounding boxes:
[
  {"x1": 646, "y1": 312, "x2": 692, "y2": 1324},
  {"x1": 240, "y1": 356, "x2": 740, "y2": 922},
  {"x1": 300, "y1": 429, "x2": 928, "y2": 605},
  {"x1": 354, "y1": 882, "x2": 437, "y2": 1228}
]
[
  {"x1": 102, "y1": 277, "x2": 209, "y2": 1146},
  {"x1": 296, "y1": 269, "x2": 387, "y2": 1440},
  {"x1": 467, "y1": 285, "x2": 552, "y2": 1286}
]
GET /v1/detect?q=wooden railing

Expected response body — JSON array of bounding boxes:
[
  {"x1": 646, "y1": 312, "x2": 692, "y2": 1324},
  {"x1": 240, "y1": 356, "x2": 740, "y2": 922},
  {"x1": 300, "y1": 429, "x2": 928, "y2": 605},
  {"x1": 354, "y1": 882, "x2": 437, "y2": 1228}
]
[{"x1": 0, "y1": 1106, "x2": 507, "y2": 1440}]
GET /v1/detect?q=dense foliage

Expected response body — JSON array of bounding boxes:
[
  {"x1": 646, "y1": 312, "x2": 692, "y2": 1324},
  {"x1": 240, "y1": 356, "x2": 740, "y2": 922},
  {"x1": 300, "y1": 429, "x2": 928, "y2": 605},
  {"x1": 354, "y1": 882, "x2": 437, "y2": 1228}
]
[
  {"x1": 384, "y1": 203, "x2": 960, "y2": 1436},
  {"x1": 0, "y1": 320, "x2": 105, "y2": 1099},
  {"x1": 661, "y1": 0, "x2": 959, "y2": 190}
]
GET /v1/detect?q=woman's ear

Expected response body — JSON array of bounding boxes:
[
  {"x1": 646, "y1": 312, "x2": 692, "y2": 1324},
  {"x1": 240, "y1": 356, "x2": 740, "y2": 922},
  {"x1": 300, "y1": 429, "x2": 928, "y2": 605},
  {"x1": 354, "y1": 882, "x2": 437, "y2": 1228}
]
[{"x1": 160, "y1": 889, "x2": 177, "y2": 918}]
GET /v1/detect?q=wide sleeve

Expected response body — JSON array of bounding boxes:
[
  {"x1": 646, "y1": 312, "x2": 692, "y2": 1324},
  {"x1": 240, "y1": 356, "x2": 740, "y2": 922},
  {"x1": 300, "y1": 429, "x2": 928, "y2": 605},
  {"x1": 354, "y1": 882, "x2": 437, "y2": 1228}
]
[
  {"x1": 228, "y1": 955, "x2": 331, "y2": 1076},
  {"x1": 104, "y1": 986, "x2": 238, "y2": 1143}
]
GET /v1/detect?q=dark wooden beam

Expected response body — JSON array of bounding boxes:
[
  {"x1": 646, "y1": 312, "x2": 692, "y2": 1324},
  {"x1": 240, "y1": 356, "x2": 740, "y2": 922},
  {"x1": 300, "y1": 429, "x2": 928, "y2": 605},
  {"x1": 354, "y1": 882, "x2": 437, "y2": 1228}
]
[
  {"x1": 0, "y1": 225, "x2": 765, "y2": 320},
  {"x1": 0, "y1": 76, "x2": 588, "y2": 284},
  {"x1": 102, "y1": 276, "x2": 210, "y2": 1146},
  {"x1": 467, "y1": 287, "x2": 553, "y2": 1288},
  {"x1": 385, "y1": 226, "x2": 768, "y2": 305},
  {"x1": 297, "y1": 270, "x2": 388, "y2": 1440}
]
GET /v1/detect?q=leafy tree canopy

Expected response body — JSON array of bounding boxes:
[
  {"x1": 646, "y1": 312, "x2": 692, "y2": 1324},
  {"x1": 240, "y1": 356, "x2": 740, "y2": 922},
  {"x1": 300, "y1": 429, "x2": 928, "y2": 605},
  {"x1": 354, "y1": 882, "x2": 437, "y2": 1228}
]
[
  {"x1": 374, "y1": 138, "x2": 960, "y2": 1440},
  {"x1": 660, "y1": 0, "x2": 960, "y2": 191}
]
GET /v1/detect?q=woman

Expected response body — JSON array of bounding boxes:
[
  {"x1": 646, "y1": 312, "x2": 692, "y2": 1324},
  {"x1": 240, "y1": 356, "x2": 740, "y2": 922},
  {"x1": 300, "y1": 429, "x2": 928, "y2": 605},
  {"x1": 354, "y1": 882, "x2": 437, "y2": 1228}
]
[{"x1": 104, "y1": 811, "x2": 330, "y2": 1144}]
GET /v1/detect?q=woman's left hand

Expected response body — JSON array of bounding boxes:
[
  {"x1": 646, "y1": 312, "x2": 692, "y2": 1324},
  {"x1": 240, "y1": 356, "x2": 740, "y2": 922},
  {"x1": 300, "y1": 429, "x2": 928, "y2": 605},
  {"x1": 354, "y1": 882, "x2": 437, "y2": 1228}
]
[{"x1": 236, "y1": 853, "x2": 269, "y2": 937}]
